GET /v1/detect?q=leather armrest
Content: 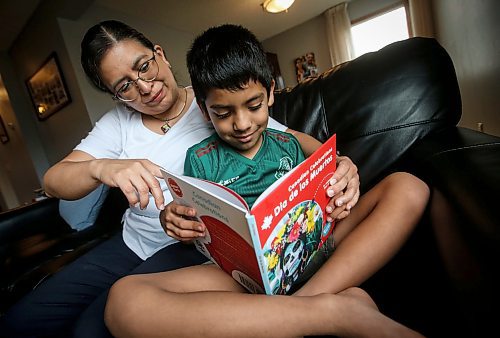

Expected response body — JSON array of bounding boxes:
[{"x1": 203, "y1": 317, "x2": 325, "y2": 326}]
[
  {"x1": 407, "y1": 126, "x2": 500, "y2": 335},
  {"x1": 0, "y1": 198, "x2": 71, "y2": 243},
  {"x1": 409, "y1": 126, "x2": 500, "y2": 229},
  {"x1": 0, "y1": 188, "x2": 127, "y2": 314}
]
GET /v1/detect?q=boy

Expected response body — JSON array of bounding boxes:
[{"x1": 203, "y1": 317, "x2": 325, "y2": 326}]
[
  {"x1": 184, "y1": 32, "x2": 305, "y2": 209},
  {"x1": 183, "y1": 24, "x2": 329, "y2": 293},
  {"x1": 104, "y1": 24, "x2": 427, "y2": 338}
]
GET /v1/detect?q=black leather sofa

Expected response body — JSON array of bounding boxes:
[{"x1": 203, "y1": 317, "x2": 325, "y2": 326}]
[{"x1": 1, "y1": 37, "x2": 498, "y2": 338}]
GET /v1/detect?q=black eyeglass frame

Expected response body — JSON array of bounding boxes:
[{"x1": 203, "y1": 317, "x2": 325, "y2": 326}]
[{"x1": 112, "y1": 51, "x2": 159, "y2": 102}]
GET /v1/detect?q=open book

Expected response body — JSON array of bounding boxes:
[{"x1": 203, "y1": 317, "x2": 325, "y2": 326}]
[{"x1": 161, "y1": 134, "x2": 336, "y2": 294}]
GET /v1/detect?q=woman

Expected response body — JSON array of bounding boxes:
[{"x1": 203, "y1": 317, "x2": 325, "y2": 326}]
[{"x1": 0, "y1": 20, "x2": 360, "y2": 338}]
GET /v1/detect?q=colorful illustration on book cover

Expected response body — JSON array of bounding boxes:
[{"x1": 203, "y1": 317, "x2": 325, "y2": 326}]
[{"x1": 263, "y1": 199, "x2": 325, "y2": 294}]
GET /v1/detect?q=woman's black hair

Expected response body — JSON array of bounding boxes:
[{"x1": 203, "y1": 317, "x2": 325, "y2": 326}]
[
  {"x1": 186, "y1": 24, "x2": 273, "y2": 107},
  {"x1": 80, "y1": 20, "x2": 155, "y2": 93}
]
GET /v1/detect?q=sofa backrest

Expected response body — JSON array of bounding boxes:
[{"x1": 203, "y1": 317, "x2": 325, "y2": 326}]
[{"x1": 271, "y1": 37, "x2": 461, "y2": 191}]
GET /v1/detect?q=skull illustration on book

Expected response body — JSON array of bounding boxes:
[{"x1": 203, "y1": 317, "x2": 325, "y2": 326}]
[{"x1": 283, "y1": 240, "x2": 304, "y2": 282}]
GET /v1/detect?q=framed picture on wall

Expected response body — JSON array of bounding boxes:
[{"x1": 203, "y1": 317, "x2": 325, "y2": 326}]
[
  {"x1": 26, "y1": 52, "x2": 71, "y2": 120},
  {"x1": 0, "y1": 114, "x2": 9, "y2": 144},
  {"x1": 294, "y1": 52, "x2": 319, "y2": 83}
]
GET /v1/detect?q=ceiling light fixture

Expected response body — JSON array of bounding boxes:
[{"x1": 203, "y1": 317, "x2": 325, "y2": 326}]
[{"x1": 262, "y1": 0, "x2": 295, "y2": 13}]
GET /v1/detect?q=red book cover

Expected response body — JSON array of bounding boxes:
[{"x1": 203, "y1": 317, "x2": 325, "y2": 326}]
[{"x1": 162, "y1": 134, "x2": 336, "y2": 294}]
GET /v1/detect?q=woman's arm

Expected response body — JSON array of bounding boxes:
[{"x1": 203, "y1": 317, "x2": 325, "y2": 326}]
[
  {"x1": 43, "y1": 150, "x2": 165, "y2": 210},
  {"x1": 44, "y1": 150, "x2": 103, "y2": 199}
]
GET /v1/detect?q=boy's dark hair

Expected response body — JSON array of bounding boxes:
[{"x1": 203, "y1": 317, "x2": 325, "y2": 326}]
[
  {"x1": 186, "y1": 24, "x2": 273, "y2": 110},
  {"x1": 81, "y1": 20, "x2": 155, "y2": 93}
]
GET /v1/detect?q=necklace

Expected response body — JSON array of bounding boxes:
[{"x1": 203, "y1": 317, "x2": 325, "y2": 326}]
[{"x1": 151, "y1": 87, "x2": 188, "y2": 133}]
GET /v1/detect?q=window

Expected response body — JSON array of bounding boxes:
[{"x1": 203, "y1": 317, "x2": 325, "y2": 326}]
[{"x1": 351, "y1": 5, "x2": 410, "y2": 58}]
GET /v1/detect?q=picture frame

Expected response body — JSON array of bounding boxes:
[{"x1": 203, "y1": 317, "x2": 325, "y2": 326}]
[
  {"x1": 294, "y1": 52, "x2": 318, "y2": 83},
  {"x1": 26, "y1": 52, "x2": 71, "y2": 120},
  {"x1": 0, "y1": 114, "x2": 9, "y2": 144}
]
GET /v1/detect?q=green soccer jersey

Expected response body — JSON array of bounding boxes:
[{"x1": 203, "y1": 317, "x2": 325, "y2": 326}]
[{"x1": 184, "y1": 128, "x2": 306, "y2": 208}]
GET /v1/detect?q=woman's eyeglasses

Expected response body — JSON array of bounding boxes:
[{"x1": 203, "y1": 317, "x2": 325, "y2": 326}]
[{"x1": 113, "y1": 52, "x2": 160, "y2": 102}]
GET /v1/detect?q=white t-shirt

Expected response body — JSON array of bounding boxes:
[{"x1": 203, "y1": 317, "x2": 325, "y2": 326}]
[{"x1": 75, "y1": 96, "x2": 287, "y2": 260}]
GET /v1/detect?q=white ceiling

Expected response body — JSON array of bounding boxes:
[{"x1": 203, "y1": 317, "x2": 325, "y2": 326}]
[
  {"x1": 94, "y1": 0, "x2": 345, "y2": 40},
  {"x1": 0, "y1": 0, "x2": 345, "y2": 51}
]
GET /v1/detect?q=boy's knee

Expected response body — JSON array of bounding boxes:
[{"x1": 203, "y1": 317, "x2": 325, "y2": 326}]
[
  {"x1": 338, "y1": 287, "x2": 378, "y2": 310},
  {"x1": 385, "y1": 172, "x2": 430, "y2": 208},
  {"x1": 105, "y1": 276, "x2": 141, "y2": 335},
  {"x1": 338, "y1": 286, "x2": 368, "y2": 299}
]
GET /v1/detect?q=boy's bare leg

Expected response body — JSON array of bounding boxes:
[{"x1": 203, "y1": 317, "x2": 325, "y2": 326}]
[
  {"x1": 295, "y1": 172, "x2": 429, "y2": 296},
  {"x1": 105, "y1": 265, "x2": 424, "y2": 338}
]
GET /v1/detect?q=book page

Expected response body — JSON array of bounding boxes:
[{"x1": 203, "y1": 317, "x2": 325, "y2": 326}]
[
  {"x1": 163, "y1": 171, "x2": 249, "y2": 211},
  {"x1": 161, "y1": 169, "x2": 265, "y2": 293}
]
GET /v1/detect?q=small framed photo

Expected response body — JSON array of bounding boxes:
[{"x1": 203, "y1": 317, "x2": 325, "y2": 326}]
[
  {"x1": 0, "y1": 114, "x2": 9, "y2": 144},
  {"x1": 294, "y1": 52, "x2": 319, "y2": 83},
  {"x1": 26, "y1": 52, "x2": 71, "y2": 120}
]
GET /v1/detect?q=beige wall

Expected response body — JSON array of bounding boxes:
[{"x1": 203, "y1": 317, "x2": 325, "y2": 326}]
[
  {"x1": 0, "y1": 53, "x2": 50, "y2": 208},
  {"x1": 9, "y1": 3, "x2": 93, "y2": 168},
  {"x1": 59, "y1": 5, "x2": 195, "y2": 125},
  {"x1": 433, "y1": 0, "x2": 500, "y2": 136},
  {"x1": 263, "y1": 15, "x2": 331, "y2": 88},
  {"x1": 0, "y1": 74, "x2": 39, "y2": 209},
  {"x1": 0, "y1": 0, "x2": 94, "y2": 207},
  {"x1": 262, "y1": 0, "x2": 401, "y2": 88}
]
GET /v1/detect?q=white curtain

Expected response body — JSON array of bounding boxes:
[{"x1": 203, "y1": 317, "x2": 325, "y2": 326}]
[
  {"x1": 408, "y1": 0, "x2": 435, "y2": 37},
  {"x1": 324, "y1": 2, "x2": 354, "y2": 67}
]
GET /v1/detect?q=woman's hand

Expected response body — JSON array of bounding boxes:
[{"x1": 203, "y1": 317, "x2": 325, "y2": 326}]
[
  {"x1": 92, "y1": 158, "x2": 165, "y2": 210},
  {"x1": 160, "y1": 201, "x2": 206, "y2": 241},
  {"x1": 325, "y1": 155, "x2": 360, "y2": 221},
  {"x1": 44, "y1": 151, "x2": 164, "y2": 211}
]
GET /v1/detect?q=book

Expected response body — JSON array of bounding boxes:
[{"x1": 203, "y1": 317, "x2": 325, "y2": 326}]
[{"x1": 161, "y1": 134, "x2": 337, "y2": 295}]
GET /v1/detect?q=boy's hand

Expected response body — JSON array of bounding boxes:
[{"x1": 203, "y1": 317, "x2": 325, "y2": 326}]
[
  {"x1": 325, "y1": 155, "x2": 360, "y2": 221},
  {"x1": 160, "y1": 201, "x2": 206, "y2": 242}
]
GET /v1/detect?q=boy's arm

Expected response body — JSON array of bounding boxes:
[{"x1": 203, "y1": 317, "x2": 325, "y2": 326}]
[
  {"x1": 287, "y1": 128, "x2": 360, "y2": 221},
  {"x1": 286, "y1": 128, "x2": 321, "y2": 157}
]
